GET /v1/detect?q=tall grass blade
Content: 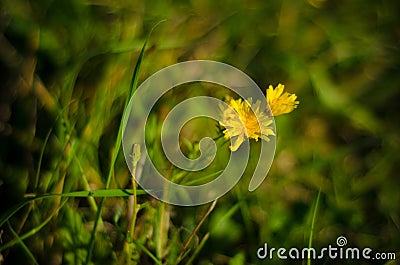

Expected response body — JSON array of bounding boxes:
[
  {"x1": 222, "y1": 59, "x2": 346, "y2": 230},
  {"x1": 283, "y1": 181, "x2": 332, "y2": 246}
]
[
  {"x1": 307, "y1": 188, "x2": 321, "y2": 265},
  {"x1": 7, "y1": 222, "x2": 39, "y2": 265},
  {"x1": 85, "y1": 21, "x2": 164, "y2": 264}
]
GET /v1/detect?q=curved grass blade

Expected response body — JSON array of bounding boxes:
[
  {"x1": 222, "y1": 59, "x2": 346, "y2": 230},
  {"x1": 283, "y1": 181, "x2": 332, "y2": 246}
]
[
  {"x1": 7, "y1": 222, "x2": 39, "y2": 265},
  {"x1": 182, "y1": 170, "x2": 223, "y2": 186},
  {"x1": 0, "y1": 202, "x2": 65, "y2": 253},
  {"x1": 184, "y1": 233, "x2": 209, "y2": 265},
  {"x1": 34, "y1": 128, "x2": 52, "y2": 189},
  {"x1": 85, "y1": 20, "x2": 165, "y2": 264}
]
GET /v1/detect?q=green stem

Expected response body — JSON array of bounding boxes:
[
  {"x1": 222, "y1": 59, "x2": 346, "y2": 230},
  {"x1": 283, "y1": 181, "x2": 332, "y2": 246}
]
[{"x1": 126, "y1": 144, "x2": 141, "y2": 264}]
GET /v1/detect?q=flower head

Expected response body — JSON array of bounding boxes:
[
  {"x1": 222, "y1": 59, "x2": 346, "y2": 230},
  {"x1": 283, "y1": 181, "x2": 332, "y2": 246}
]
[
  {"x1": 266, "y1": 84, "x2": 299, "y2": 116},
  {"x1": 219, "y1": 97, "x2": 275, "y2": 151}
]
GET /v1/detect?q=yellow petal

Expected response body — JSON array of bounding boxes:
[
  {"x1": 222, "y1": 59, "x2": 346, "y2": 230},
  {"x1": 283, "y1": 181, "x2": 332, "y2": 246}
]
[{"x1": 266, "y1": 84, "x2": 299, "y2": 116}]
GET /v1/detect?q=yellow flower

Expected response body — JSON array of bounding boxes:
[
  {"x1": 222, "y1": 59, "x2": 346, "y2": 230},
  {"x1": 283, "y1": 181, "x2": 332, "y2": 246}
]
[
  {"x1": 266, "y1": 83, "x2": 299, "y2": 116},
  {"x1": 219, "y1": 97, "x2": 275, "y2": 151}
]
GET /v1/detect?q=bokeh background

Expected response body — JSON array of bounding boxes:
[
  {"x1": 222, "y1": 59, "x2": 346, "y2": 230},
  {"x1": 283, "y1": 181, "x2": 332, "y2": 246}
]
[{"x1": 1, "y1": 0, "x2": 399, "y2": 264}]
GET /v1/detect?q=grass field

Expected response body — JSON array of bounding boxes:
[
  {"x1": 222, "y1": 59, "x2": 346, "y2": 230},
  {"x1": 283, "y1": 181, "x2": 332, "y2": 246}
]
[{"x1": 1, "y1": 0, "x2": 399, "y2": 264}]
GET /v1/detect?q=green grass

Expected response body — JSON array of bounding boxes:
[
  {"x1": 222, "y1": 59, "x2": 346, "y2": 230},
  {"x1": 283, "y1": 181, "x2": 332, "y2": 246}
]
[{"x1": 1, "y1": 0, "x2": 400, "y2": 264}]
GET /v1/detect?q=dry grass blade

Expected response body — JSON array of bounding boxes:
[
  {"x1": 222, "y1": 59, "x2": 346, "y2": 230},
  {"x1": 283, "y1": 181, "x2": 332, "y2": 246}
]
[{"x1": 176, "y1": 199, "x2": 218, "y2": 263}]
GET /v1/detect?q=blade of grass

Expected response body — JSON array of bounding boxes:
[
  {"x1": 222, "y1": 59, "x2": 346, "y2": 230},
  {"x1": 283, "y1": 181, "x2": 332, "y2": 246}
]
[
  {"x1": 128, "y1": 144, "x2": 141, "y2": 237},
  {"x1": 85, "y1": 20, "x2": 165, "y2": 264},
  {"x1": 34, "y1": 128, "x2": 52, "y2": 190},
  {"x1": 182, "y1": 170, "x2": 223, "y2": 186},
  {"x1": 155, "y1": 164, "x2": 173, "y2": 261},
  {"x1": 0, "y1": 202, "x2": 65, "y2": 253},
  {"x1": 307, "y1": 188, "x2": 321, "y2": 265},
  {"x1": 165, "y1": 229, "x2": 181, "y2": 264},
  {"x1": 132, "y1": 239, "x2": 162, "y2": 265},
  {"x1": 7, "y1": 222, "x2": 39, "y2": 265},
  {"x1": 184, "y1": 233, "x2": 210, "y2": 265},
  {"x1": 0, "y1": 189, "x2": 148, "y2": 227},
  {"x1": 71, "y1": 156, "x2": 98, "y2": 212},
  {"x1": 210, "y1": 203, "x2": 240, "y2": 235},
  {"x1": 125, "y1": 144, "x2": 142, "y2": 264},
  {"x1": 156, "y1": 201, "x2": 170, "y2": 260},
  {"x1": 235, "y1": 187, "x2": 257, "y2": 264},
  {"x1": 175, "y1": 203, "x2": 240, "y2": 265},
  {"x1": 176, "y1": 199, "x2": 218, "y2": 263}
]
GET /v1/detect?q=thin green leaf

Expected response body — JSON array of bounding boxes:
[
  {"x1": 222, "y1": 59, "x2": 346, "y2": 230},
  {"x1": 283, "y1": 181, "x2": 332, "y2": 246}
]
[
  {"x1": 184, "y1": 233, "x2": 209, "y2": 265},
  {"x1": 307, "y1": 189, "x2": 321, "y2": 265},
  {"x1": 0, "y1": 203, "x2": 64, "y2": 252},
  {"x1": 210, "y1": 204, "x2": 240, "y2": 235},
  {"x1": 0, "y1": 189, "x2": 148, "y2": 227},
  {"x1": 85, "y1": 21, "x2": 165, "y2": 264},
  {"x1": 128, "y1": 19, "x2": 166, "y2": 100},
  {"x1": 132, "y1": 239, "x2": 162, "y2": 265},
  {"x1": 7, "y1": 222, "x2": 39, "y2": 265},
  {"x1": 34, "y1": 128, "x2": 52, "y2": 189},
  {"x1": 182, "y1": 170, "x2": 223, "y2": 186}
]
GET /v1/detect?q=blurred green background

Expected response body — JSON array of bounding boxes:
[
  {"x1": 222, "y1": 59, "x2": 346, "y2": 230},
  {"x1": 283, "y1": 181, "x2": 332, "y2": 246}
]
[{"x1": 1, "y1": 0, "x2": 399, "y2": 264}]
